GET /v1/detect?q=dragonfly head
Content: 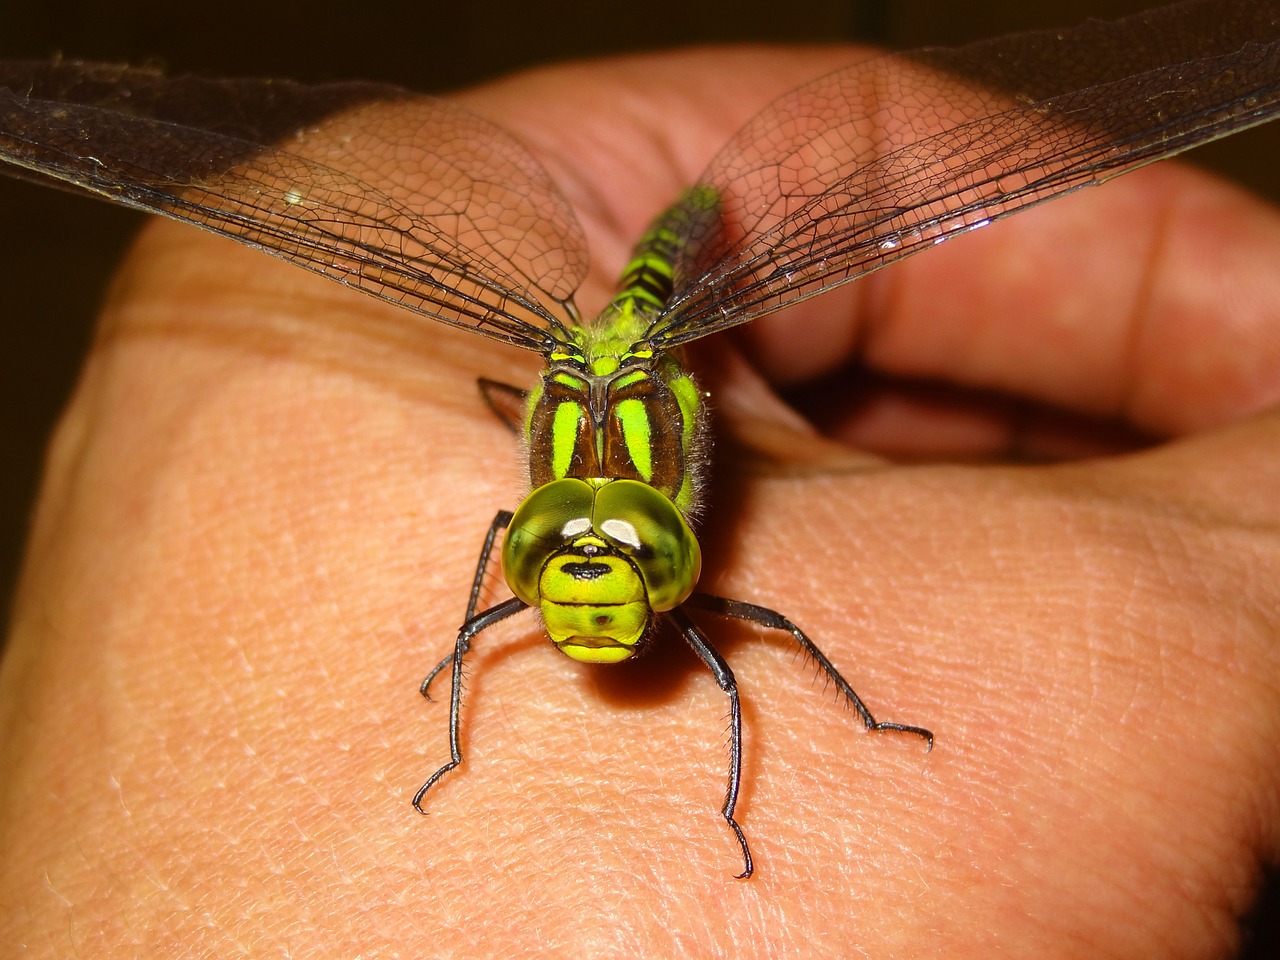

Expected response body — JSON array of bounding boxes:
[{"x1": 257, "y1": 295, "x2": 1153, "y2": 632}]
[{"x1": 502, "y1": 478, "x2": 701, "y2": 663}]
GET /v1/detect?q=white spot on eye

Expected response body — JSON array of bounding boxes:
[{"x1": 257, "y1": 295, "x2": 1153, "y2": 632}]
[
  {"x1": 600, "y1": 518, "x2": 641, "y2": 550},
  {"x1": 560, "y1": 518, "x2": 592, "y2": 538}
]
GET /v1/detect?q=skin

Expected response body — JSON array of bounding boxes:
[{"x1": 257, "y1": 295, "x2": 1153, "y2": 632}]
[{"x1": 2, "y1": 47, "x2": 1279, "y2": 959}]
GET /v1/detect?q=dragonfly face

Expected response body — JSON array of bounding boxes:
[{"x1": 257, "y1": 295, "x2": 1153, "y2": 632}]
[
  {"x1": 502, "y1": 477, "x2": 701, "y2": 663},
  {"x1": 2, "y1": 0, "x2": 1277, "y2": 878}
]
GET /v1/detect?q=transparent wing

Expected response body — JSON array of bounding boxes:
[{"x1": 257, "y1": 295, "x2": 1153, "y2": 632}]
[
  {"x1": 648, "y1": 0, "x2": 1280, "y2": 347},
  {"x1": 0, "y1": 61, "x2": 585, "y2": 353}
]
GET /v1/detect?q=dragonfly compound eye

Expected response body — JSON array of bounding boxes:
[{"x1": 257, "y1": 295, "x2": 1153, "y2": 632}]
[{"x1": 592, "y1": 479, "x2": 700, "y2": 612}]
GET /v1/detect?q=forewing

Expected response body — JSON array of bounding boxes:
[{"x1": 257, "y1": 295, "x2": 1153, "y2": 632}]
[
  {"x1": 0, "y1": 61, "x2": 587, "y2": 352},
  {"x1": 650, "y1": 0, "x2": 1280, "y2": 347}
]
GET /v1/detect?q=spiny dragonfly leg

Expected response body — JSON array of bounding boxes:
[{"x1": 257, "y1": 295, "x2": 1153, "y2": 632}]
[
  {"x1": 413, "y1": 596, "x2": 527, "y2": 814},
  {"x1": 420, "y1": 509, "x2": 514, "y2": 701},
  {"x1": 685, "y1": 593, "x2": 934, "y2": 750},
  {"x1": 476, "y1": 378, "x2": 529, "y2": 434},
  {"x1": 669, "y1": 607, "x2": 754, "y2": 880},
  {"x1": 419, "y1": 649, "x2": 455, "y2": 700}
]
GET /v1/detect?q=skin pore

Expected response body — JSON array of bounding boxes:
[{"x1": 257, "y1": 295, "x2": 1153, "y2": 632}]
[{"x1": 2, "y1": 47, "x2": 1279, "y2": 958}]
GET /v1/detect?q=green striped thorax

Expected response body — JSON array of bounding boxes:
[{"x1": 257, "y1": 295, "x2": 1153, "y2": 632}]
[{"x1": 502, "y1": 189, "x2": 718, "y2": 664}]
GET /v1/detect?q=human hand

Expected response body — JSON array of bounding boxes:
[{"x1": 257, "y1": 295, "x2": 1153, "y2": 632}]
[{"x1": 2, "y1": 47, "x2": 1278, "y2": 958}]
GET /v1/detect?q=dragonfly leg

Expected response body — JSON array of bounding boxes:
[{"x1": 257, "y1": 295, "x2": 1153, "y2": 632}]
[
  {"x1": 669, "y1": 607, "x2": 754, "y2": 880},
  {"x1": 420, "y1": 509, "x2": 514, "y2": 700},
  {"x1": 413, "y1": 595, "x2": 528, "y2": 814},
  {"x1": 477, "y1": 378, "x2": 529, "y2": 434},
  {"x1": 686, "y1": 593, "x2": 933, "y2": 749},
  {"x1": 419, "y1": 650, "x2": 455, "y2": 701}
]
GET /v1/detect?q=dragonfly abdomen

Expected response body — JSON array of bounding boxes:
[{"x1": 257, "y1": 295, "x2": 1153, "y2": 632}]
[{"x1": 608, "y1": 184, "x2": 719, "y2": 317}]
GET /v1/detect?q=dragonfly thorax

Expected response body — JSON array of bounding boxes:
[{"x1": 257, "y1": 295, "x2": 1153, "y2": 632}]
[{"x1": 525, "y1": 334, "x2": 705, "y2": 515}]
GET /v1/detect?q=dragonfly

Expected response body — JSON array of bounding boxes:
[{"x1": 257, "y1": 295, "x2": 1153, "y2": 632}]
[{"x1": 2, "y1": 0, "x2": 1277, "y2": 878}]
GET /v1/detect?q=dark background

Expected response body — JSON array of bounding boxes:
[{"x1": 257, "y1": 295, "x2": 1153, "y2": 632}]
[{"x1": 1, "y1": 3, "x2": 1276, "y2": 952}]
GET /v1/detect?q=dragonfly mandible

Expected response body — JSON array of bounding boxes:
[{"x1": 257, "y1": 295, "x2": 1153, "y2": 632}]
[{"x1": 1, "y1": 0, "x2": 1277, "y2": 877}]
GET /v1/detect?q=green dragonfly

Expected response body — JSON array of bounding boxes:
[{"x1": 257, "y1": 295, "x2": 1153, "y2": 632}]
[{"x1": 2, "y1": 0, "x2": 1278, "y2": 877}]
